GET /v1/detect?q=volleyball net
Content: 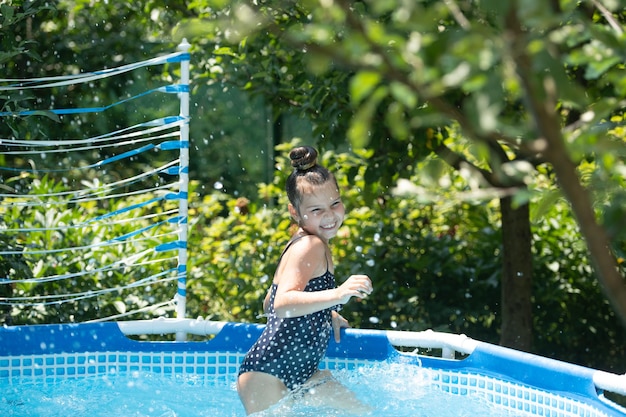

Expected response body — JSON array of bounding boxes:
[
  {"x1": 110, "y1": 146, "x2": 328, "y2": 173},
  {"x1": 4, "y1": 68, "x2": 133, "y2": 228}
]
[{"x1": 0, "y1": 41, "x2": 191, "y2": 327}]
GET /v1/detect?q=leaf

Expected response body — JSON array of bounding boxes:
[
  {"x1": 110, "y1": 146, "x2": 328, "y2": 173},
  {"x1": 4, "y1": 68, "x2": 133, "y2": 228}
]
[
  {"x1": 465, "y1": 92, "x2": 501, "y2": 133},
  {"x1": 585, "y1": 56, "x2": 620, "y2": 80},
  {"x1": 203, "y1": 0, "x2": 230, "y2": 9},
  {"x1": 26, "y1": 110, "x2": 61, "y2": 123},
  {"x1": 350, "y1": 71, "x2": 381, "y2": 105},
  {"x1": 348, "y1": 85, "x2": 388, "y2": 148},
  {"x1": 477, "y1": 0, "x2": 511, "y2": 26},
  {"x1": 530, "y1": 189, "x2": 562, "y2": 222},
  {"x1": 385, "y1": 102, "x2": 409, "y2": 140},
  {"x1": 369, "y1": 0, "x2": 398, "y2": 16},
  {"x1": 0, "y1": 5, "x2": 14, "y2": 23},
  {"x1": 304, "y1": 52, "x2": 332, "y2": 76},
  {"x1": 213, "y1": 46, "x2": 237, "y2": 57},
  {"x1": 113, "y1": 300, "x2": 126, "y2": 314},
  {"x1": 389, "y1": 81, "x2": 417, "y2": 109}
]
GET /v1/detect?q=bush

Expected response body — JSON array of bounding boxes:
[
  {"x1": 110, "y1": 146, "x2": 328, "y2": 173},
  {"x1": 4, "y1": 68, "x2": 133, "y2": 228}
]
[
  {"x1": 531, "y1": 202, "x2": 626, "y2": 372},
  {"x1": 186, "y1": 148, "x2": 625, "y2": 373},
  {"x1": 0, "y1": 173, "x2": 180, "y2": 324},
  {"x1": 1, "y1": 149, "x2": 624, "y2": 374}
]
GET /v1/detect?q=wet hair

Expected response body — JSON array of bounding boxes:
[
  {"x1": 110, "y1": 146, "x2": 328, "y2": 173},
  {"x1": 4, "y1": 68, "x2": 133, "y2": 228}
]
[{"x1": 286, "y1": 146, "x2": 338, "y2": 213}]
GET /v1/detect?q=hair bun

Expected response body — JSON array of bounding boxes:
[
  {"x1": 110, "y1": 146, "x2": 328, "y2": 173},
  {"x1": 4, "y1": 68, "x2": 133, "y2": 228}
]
[{"x1": 289, "y1": 146, "x2": 318, "y2": 171}]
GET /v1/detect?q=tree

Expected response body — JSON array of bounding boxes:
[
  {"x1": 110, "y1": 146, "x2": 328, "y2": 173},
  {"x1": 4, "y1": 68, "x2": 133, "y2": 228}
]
[
  {"x1": 177, "y1": 0, "x2": 626, "y2": 349},
  {"x1": 3, "y1": 0, "x2": 625, "y2": 357}
]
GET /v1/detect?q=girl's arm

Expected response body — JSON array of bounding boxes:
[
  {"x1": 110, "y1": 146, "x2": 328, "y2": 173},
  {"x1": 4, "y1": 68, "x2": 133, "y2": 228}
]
[
  {"x1": 332, "y1": 311, "x2": 350, "y2": 342},
  {"x1": 262, "y1": 290, "x2": 271, "y2": 314},
  {"x1": 273, "y1": 236, "x2": 372, "y2": 318}
]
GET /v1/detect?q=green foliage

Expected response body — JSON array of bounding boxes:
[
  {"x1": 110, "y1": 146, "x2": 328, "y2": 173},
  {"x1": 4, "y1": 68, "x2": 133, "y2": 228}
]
[
  {"x1": 0, "y1": 1, "x2": 54, "y2": 66},
  {"x1": 176, "y1": 0, "x2": 626, "y2": 368},
  {"x1": 186, "y1": 192, "x2": 292, "y2": 320},
  {"x1": 182, "y1": 146, "x2": 504, "y2": 343},
  {"x1": 333, "y1": 195, "x2": 503, "y2": 341},
  {"x1": 0, "y1": 173, "x2": 180, "y2": 324},
  {"x1": 531, "y1": 202, "x2": 626, "y2": 371},
  {"x1": 1, "y1": 139, "x2": 624, "y2": 371},
  {"x1": 184, "y1": 146, "x2": 626, "y2": 372},
  {"x1": 187, "y1": 1, "x2": 626, "y2": 270},
  {"x1": 1, "y1": 0, "x2": 625, "y2": 377}
]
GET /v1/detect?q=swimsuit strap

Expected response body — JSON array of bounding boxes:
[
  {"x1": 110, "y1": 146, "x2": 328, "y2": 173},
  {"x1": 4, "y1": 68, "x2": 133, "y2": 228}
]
[
  {"x1": 275, "y1": 235, "x2": 304, "y2": 267},
  {"x1": 276, "y1": 234, "x2": 330, "y2": 273}
]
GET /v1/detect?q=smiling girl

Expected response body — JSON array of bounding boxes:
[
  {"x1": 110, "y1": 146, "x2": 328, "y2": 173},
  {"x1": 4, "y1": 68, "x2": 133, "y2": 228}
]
[{"x1": 236, "y1": 146, "x2": 373, "y2": 415}]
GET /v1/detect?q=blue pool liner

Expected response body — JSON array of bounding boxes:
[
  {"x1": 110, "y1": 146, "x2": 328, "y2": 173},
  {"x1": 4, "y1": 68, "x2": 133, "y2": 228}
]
[{"x1": 0, "y1": 322, "x2": 623, "y2": 416}]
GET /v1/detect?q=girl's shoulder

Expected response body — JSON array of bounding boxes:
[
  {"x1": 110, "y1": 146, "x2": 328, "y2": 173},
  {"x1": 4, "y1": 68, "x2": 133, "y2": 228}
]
[
  {"x1": 280, "y1": 234, "x2": 328, "y2": 273},
  {"x1": 273, "y1": 234, "x2": 329, "y2": 288},
  {"x1": 288, "y1": 233, "x2": 327, "y2": 256}
]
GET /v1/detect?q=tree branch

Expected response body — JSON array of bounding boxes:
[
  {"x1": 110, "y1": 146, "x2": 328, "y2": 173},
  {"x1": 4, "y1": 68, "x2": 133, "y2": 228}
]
[
  {"x1": 505, "y1": 3, "x2": 626, "y2": 327},
  {"x1": 589, "y1": 0, "x2": 624, "y2": 35},
  {"x1": 331, "y1": 0, "x2": 546, "y2": 163}
]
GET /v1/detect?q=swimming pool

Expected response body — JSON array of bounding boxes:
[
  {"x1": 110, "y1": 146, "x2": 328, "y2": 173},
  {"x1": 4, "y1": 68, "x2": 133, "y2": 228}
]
[{"x1": 1, "y1": 318, "x2": 625, "y2": 416}]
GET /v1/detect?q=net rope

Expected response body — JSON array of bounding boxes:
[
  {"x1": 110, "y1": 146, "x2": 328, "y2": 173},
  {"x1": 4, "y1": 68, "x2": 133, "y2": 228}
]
[{"x1": 0, "y1": 42, "x2": 191, "y2": 324}]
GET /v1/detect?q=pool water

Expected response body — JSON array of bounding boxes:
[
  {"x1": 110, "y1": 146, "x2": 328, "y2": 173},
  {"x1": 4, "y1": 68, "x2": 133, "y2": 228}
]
[{"x1": 0, "y1": 363, "x2": 530, "y2": 417}]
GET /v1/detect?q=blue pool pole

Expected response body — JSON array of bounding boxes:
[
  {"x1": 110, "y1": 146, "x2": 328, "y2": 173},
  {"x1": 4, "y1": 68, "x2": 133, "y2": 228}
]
[{"x1": 175, "y1": 38, "x2": 191, "y2": 341}]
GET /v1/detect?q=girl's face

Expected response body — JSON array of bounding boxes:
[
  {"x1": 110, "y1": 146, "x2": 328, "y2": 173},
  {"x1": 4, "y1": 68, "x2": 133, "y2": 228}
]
[{"x1": 290, "y1": 180, "x2": 345, "y2": 243}]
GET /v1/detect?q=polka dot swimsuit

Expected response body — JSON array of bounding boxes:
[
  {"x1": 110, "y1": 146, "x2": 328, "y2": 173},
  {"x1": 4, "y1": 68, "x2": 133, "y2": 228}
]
[{"x1": 238, "y1": 239, "x2": 338, "y2": 391}]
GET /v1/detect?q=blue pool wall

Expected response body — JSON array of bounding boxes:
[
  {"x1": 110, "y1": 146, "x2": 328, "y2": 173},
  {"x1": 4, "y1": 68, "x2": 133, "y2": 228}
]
[{"x1": 0, "y1": 322, "x2": 624, "y2": 416}]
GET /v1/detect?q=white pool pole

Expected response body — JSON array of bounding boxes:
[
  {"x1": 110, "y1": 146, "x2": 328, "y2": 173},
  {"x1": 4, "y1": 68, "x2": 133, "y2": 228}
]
[{"x1": 175, "y1": 38, "x2": 191, "y2": 341}]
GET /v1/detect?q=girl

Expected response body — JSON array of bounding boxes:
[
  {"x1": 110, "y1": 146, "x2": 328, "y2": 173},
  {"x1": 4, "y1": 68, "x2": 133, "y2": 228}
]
[{"x1": 237, "y1": 146, "x2": 373, "y2": 415}]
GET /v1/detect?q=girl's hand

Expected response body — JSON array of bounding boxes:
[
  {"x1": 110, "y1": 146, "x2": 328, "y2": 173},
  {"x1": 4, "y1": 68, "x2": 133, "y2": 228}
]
[
  {"x1": 332, "y1": 311, "x2": 350, "y2": 343},
  {"x1": 336, "y1": 274, "x2": 373, "y2": 305}
]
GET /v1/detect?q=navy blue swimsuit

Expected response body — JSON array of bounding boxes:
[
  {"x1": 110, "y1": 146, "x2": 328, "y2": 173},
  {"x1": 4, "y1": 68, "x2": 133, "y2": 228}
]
[{"x1": 238, "y1": 238, "x2": 338, "y2": 390}]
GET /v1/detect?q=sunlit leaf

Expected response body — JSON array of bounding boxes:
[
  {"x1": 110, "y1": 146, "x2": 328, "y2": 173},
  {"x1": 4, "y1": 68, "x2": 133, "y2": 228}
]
[
  {"x1": 585, "y1": 56, "x2": 621, "y2": 80},
  {"x1": 389, "y1": 81, "x2": 417, "y2": 109},
  {"x1": 113, "y1": 300, "x2": 126, "y2": 314},
  {"x1": 349, "y1": 71, "x2": 381, "y2": 106},
  {"x1": 385, "y1": 102, "x2": 409, "y2": 140},
  {"x1": 348, "y1": 86, "x2": 388, "y2": 148}
]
